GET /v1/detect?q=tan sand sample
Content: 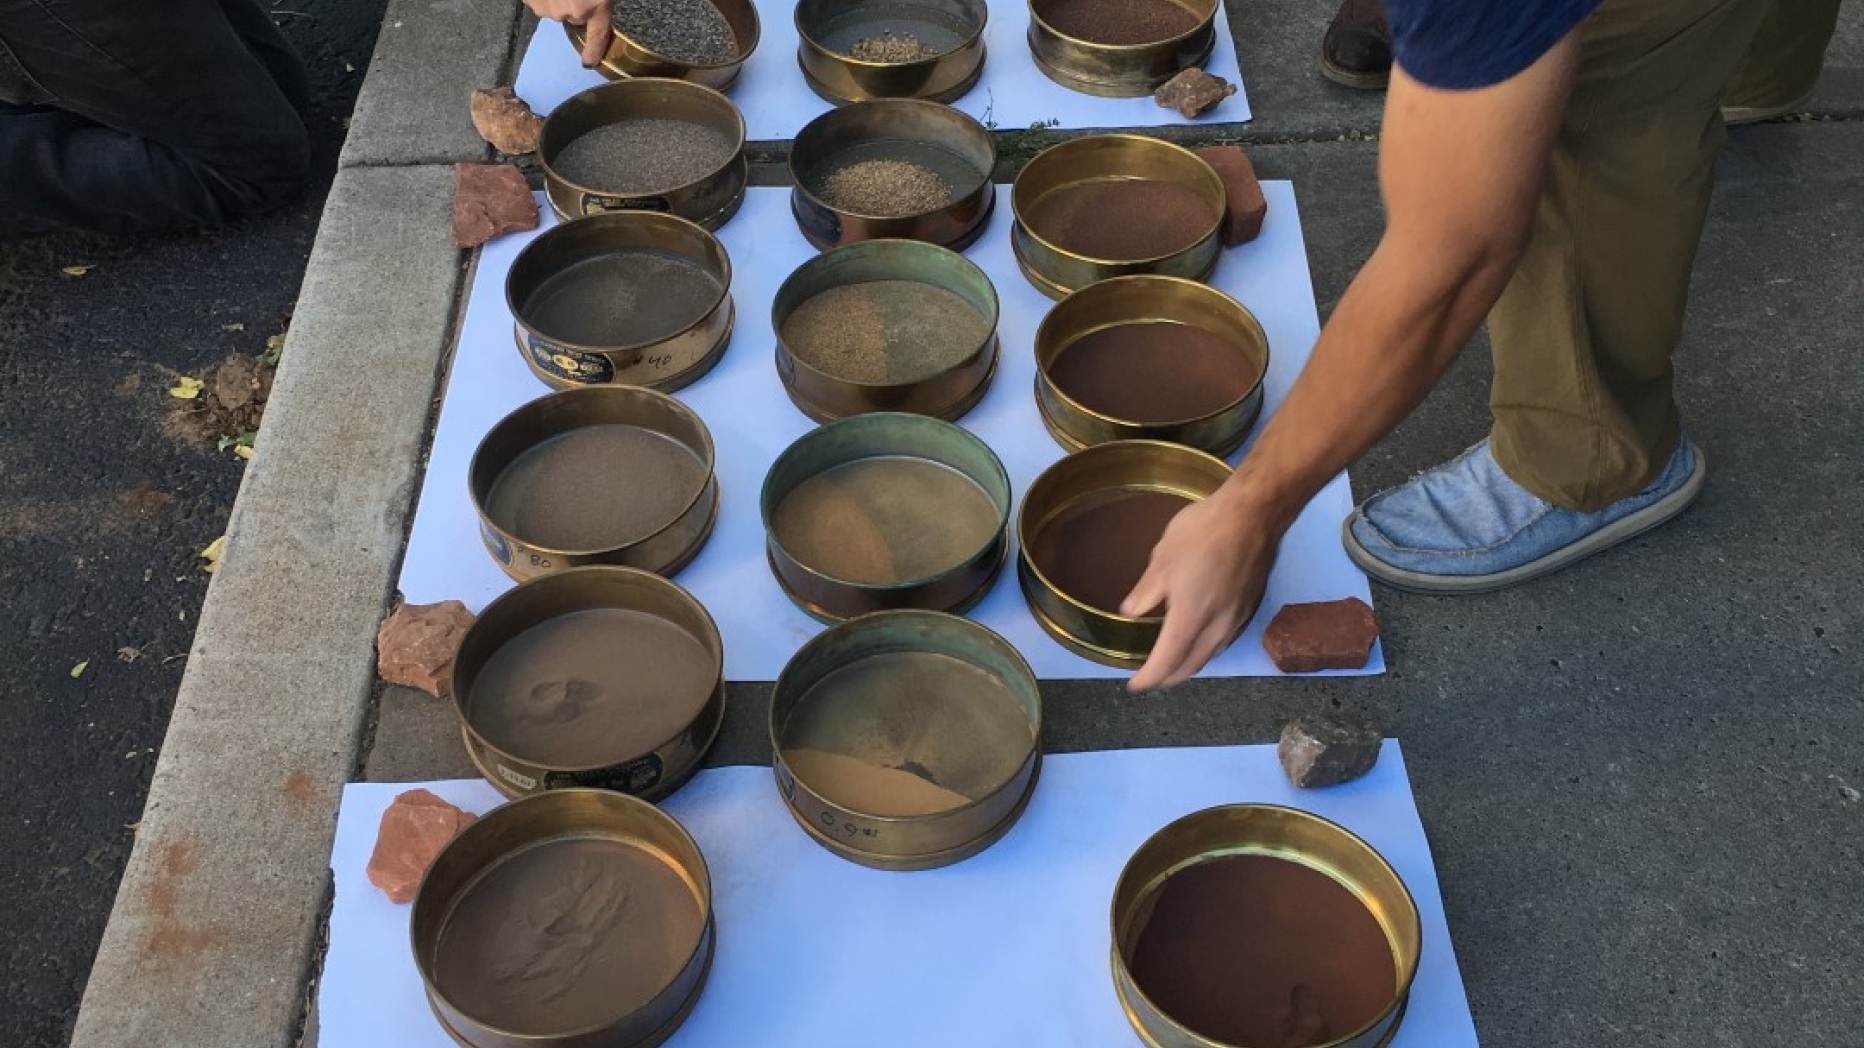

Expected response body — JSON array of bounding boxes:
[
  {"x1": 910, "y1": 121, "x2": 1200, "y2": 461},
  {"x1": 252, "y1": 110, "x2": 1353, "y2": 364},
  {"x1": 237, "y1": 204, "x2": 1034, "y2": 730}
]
[
  {"x1": 484, "y1": 424, "x2": 709, "y2": 552},
  {"x1": 771, "y1": 456, "x2": 999, "y2": 585},
  {"x1": 467, "y1": 608, "x2": 715, "y2": 767},
  {"x1": 432, "y1": 837, "x2": 704, "y2": 1036}
]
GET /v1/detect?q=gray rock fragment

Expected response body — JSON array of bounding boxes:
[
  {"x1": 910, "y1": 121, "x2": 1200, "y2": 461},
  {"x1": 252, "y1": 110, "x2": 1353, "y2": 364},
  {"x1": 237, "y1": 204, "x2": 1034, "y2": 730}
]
[{"x1": 1278, "y1": 715, "x2": 1382, "y2": 788}]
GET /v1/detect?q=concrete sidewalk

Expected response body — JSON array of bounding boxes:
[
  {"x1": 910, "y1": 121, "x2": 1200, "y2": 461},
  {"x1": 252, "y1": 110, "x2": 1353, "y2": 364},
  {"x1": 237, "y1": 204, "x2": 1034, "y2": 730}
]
[{"x1": 69, "y1": 2, "x2": 1864, "y2": 1046}]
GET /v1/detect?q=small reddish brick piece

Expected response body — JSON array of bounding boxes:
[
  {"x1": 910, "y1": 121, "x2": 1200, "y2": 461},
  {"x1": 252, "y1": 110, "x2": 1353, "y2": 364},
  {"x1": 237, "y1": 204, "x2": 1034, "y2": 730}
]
[
  {"x1": 1261, "y1": 596, "x2": 1379, "y2": 673},
  {"x1": 1153, "y1": 67, "x2": 1237, "y2": 118},
  {"x1": 375, "y1": 599, "x2": 476, "y2": 699},
  {"x1": 453, "y1": 162, "x2": 538, "y2": 249},
  {"x1": 366, "y1": 789, "x2": 477, "y2": 904},
  {"x1": 1194, "y1": 145, "x2": 1268, "y2": 247}
]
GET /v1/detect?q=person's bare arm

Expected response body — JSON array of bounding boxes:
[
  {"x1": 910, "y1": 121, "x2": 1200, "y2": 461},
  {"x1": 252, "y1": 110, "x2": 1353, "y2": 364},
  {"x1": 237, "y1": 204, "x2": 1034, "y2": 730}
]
[
  {"x1": 525, "y1": 0, "x2": 614, "y2": 65},
  {"x1": 1123, "y1": 35, "x2": 1582, "y2": 690}
]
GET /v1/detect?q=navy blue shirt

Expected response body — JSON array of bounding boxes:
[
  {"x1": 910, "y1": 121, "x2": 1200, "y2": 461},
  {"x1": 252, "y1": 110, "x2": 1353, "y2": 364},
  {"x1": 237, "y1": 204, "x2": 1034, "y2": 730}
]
[{"x1": 1385, "y1": 0, "x2": 1604, "y2": 89}]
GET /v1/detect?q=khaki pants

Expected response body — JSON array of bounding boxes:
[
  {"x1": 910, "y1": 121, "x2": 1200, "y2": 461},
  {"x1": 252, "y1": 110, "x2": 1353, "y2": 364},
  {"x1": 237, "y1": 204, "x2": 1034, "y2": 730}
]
[{"x1": 1485, "y1": 0, "x2": 1839, "y2": 511}]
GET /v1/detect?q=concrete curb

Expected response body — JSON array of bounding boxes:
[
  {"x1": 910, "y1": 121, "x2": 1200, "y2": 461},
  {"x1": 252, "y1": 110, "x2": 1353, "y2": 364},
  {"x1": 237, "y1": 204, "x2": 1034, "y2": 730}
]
[
  {"x1": 339, "y1": 0, "x2": 523, "y2": 168},
  {"x1": 67, "y1": 165, "x2": 464, "y2": 1048}
]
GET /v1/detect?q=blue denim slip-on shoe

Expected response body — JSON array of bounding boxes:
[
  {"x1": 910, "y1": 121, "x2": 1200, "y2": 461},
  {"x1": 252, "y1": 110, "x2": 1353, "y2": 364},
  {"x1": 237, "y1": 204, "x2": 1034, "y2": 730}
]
[{"x1": 1342, "y1": 436, "x2": 1706, "y2": 593}]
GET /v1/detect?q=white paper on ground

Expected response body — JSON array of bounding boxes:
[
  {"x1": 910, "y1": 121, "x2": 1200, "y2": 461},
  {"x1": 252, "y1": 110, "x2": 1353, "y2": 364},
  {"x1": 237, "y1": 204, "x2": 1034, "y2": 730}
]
[
  {"x1": 511, "y1": 0, "x2": 1249, "y2": 139},
  {"x1": 397, "y1": 184, "x2": 1381, "y2": 680},
  {"x1": 320, "y1": 743, "x2": 1477, "y2": 1048}
]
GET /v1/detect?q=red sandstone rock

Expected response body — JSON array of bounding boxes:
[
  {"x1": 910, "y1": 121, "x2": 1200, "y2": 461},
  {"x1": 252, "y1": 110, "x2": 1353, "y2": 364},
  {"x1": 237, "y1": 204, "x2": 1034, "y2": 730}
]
[
  {"x1": 1261, "y1": 596, "x2": 1377, "y2": 673},
  {"x1": 375, "y1": 599, "x2": 476, "y2": 698},
  {"x1": 1194, "y1": 144, "x2": 1269, "y2": 247},
  {"x1": 366, "y1": 789, "x2": 477, "y2": 904},
  {"x1": 469, "y1": 86, "x2": 544, "y2": 155},
  {"x1": 453, "y1": 163, "x2": 538, "y2": 249},
  {"x1": 1278, "y1": 714, "x2": 1383, "y2": 788},
  {"x1": 1153, "y1": 66, "x2": 1237, "y2": 118}
]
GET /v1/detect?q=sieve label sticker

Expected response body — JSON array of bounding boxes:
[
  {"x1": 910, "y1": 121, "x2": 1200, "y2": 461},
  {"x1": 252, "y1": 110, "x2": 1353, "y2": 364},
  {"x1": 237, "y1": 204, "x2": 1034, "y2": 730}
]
[
  {"x1": 495, "y1": 762, "x2": 537, "y2": 792},
  {"x1": 480, "y1": 522, "x2": 512, "y2": 566},
  {"x1": 545, "y1": 753, "x2": 664, "y2": 795},
  {"x1": 527, "y1": 335, "x2": 614, "y2": 385},
  {"x1": 580, "y1": 193, "x2": 671, "y2": 216}
]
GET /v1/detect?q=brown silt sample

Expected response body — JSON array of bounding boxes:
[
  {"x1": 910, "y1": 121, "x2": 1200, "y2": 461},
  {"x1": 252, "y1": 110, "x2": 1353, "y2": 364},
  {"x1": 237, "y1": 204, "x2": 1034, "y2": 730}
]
[
  {"x1": 1278, "y1": 714, "x2": 1383, "y2": 788},
  {"x1": 1050, "y1": 322, "x2": 1252, "y2": 425},
  {"x1": 772, "y1": 457, "x2": 1000, "y2": 585},
  {"x1": 783, "y1": 650, "x2": 1035, "y2": 816},
  {"x1": 1024, "y1": 178, "x2": 1216, "y2": 261},
  {"x1": 1127, "y1": 853, "x2": 1398, "y2": 1048},
  {"x1": 550, "y1": 119, "x2": 736, "y2": 196},
  {"x1": 376, "y1": 599, "x2": 477, "y2": 699},
  {"x1": 1262, "y1": 597, "x2": 1380, "y2": 673},
  {"x1": 781, "y1": 280, "x2": 989, "y2": 384},
  {"x1": 1196, "y1": 144, "x2": 1269, "y2": 246},
  {"x1": 453, "y1": 163, "x2": 540, "y2": 249},
  {"x1": 818, "y1": 158, "x2": 951, "y2": 216},
  {"x1": 433, "y1": 837, "x2": 705, "y2": 1035},
  {"x1": 484, "y1": 424, "x2": 709, "y2": 553},
  {"x1": 1153, "y1": 67, "x2": 1237, "y2": 118},
  {"x1": 785, "y1": 748, "x2": 971, "y2": 816},
  {"x1": 520, "y1": 250, "x2": 722, "y2": 348},
  {"x1": 1037, "y1": 0, "x2": 1199, "y2": 45},
  {"x1": 468, "y1": 608, "x2": 716, "y2": 767},
  {"x1": 366, "y1": 789, "x2": 477, "y2": 904},
  {"x1": 470, "y1": 86, "x2": 544, "y2": 154},
  {"x1": 1029, "y1": 488, "x2": 1192, "y2": 614}
]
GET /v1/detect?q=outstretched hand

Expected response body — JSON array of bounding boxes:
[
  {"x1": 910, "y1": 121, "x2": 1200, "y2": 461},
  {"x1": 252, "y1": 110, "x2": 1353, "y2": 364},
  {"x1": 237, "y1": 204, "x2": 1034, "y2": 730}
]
[
  {"x1": 1122, "y1": 487, "x2": 1278, "y2": 691},
  {"x1": 526, "y1": 0, "x2": 614, "y2": 65}
]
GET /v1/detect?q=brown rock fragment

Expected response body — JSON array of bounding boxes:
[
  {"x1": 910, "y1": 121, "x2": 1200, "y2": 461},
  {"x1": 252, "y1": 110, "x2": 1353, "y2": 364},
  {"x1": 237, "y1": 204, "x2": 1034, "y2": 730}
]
[
  {"x1": 453, "y1": 163, "x2": 539, "y2": 249},
  {"x1": 1261, "y1": 596, "x2": 1378, "y2": 673},
  {"x1": 1153, "y1": 66, "x2": 1237, "y2": 118},
  {"x1": 1195, "y1": 144, "x2": 1269, "y2": 246},
  {"x1": 1278, "y1": 715, "x2": 1382, "y2": 788},
  {"x1": 470, "y1": 86, "x2": 545, "y2": 155},
  {"x1": 376, "y1": 599, "x2": 476, "y2": 698},
  {"x1": 366, "y1": 789, "x2": 477, "y2": 904}
]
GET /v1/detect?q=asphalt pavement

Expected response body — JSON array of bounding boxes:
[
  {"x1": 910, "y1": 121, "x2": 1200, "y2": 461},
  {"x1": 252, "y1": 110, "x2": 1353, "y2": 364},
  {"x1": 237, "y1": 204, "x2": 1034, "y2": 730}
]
[{"x1": 0, "y1": 3, "x2": 382, "y2": 1045}]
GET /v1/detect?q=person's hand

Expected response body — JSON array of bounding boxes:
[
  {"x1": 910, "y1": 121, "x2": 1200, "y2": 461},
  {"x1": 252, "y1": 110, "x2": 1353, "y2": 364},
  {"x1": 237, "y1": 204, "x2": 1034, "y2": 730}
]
[
  {"x1": 526, "y1": 0, "x2": 615, "y2": 66},
  {"x1": 1122, "y1": 486, "x2": 1278, "y2": 691}
]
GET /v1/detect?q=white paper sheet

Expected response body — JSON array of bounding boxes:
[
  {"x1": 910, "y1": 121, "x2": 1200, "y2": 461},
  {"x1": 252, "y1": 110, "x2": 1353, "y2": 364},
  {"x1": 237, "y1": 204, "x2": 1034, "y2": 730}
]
[
  {"x1": 512, "y1": 0, "x2": 1250, "y2": 140},
  {"x1": 320, "y1": 744, "x2": 1476, "y2": 1048},
  {"x1": 397, "y1": 183, "x2": 1386, "y2": 682},
  {"x1": 397, "y1": 185, "x2": 1380, "y2": 680}
]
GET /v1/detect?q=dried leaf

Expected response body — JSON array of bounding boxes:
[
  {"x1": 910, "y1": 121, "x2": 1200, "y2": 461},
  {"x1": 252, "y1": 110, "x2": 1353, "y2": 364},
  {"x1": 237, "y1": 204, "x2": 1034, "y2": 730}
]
[
  {"x1": 200, "y1": 535, "x2": 227, "y2": 574},
  {"x1": 116, "y1": 646, "x2": 143, "y2": 663},
  {"x1": 261, "y1": 333, "x2": 286, "y2": 367},
  {"x1": 61, "y1": 264, "x2": 94, "y2": 277},
  {"x1": 70, "y1": 661, "x2": 89, "y2": 678},
  {"x1": 169, "y1": 376, "x2": 204, "y2": 400},
  {"x1": 221, "y1": 322, "x2": 245, "y2": 332},
  {"x1": 234, "y1": 444, "x2": 254, "y2": 461}
]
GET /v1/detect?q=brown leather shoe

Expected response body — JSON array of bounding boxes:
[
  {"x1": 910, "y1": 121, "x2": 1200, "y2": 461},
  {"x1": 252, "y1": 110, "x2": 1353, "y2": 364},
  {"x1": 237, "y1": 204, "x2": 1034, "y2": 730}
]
[{"x1": 1321, "y1": 0, "x2": 1392, "y2": 90}]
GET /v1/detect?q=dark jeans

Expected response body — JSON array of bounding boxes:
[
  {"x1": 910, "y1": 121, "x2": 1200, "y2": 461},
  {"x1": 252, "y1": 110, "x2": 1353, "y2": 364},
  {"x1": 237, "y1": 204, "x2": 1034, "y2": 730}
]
[{"x1": 0, "y1": 0, "x2": 313, "y2": 236}]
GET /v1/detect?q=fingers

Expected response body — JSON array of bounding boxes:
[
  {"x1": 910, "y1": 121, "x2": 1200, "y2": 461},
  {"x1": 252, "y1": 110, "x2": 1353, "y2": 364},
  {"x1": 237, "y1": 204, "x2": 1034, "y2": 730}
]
[
  {"x1": 580, "y1": 2, "x2": 612, "y2": 65},
  {"x1": 1120, "y1": 560, "x2": 1167, "y2": 619}
]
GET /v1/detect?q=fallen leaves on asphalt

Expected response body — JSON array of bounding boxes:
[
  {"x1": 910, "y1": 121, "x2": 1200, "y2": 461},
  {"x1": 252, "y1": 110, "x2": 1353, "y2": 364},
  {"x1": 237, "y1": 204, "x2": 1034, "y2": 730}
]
[
  {"x1": 200, "y1": 535, "x2": 226, "y2": 574},
  {"x1": 61, "y1": 264, "x2": 95, "y2": 277},
  {"x1": 70, "y1": 661, "x2": 88, "y2": 678},
  {"x1": 168, "y1": 376, "x2": 204, "y2": 400}
]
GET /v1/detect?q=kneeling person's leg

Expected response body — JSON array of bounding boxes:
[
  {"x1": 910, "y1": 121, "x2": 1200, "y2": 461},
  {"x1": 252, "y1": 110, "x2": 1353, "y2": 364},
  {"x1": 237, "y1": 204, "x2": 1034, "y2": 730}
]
[{"x1": 0, "y1": 0, "x2": 311, "y2": 235}]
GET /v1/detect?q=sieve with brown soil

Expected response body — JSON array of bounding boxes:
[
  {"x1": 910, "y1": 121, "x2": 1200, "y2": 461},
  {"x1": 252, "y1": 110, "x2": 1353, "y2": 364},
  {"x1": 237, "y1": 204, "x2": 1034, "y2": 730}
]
[
  {"x1": 1049, "y1": 321, "x2": 1253, "y2": 424},
  {"x1": 1126, "y1": 853, "x2": 1399, "y2": 1048},
  {"x1": 1035, "y1": 0, "x2": 1201, "y2": 45},
  {"x1": 1023, "y1": 177, "x2": 1218, "y2": 261},
  {"x1": 1028, "y1": 487, "x2": 1192, "y2": 614},
  {"x1": 781, "y1": 280, "x2": 990, "y2": 385}
]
